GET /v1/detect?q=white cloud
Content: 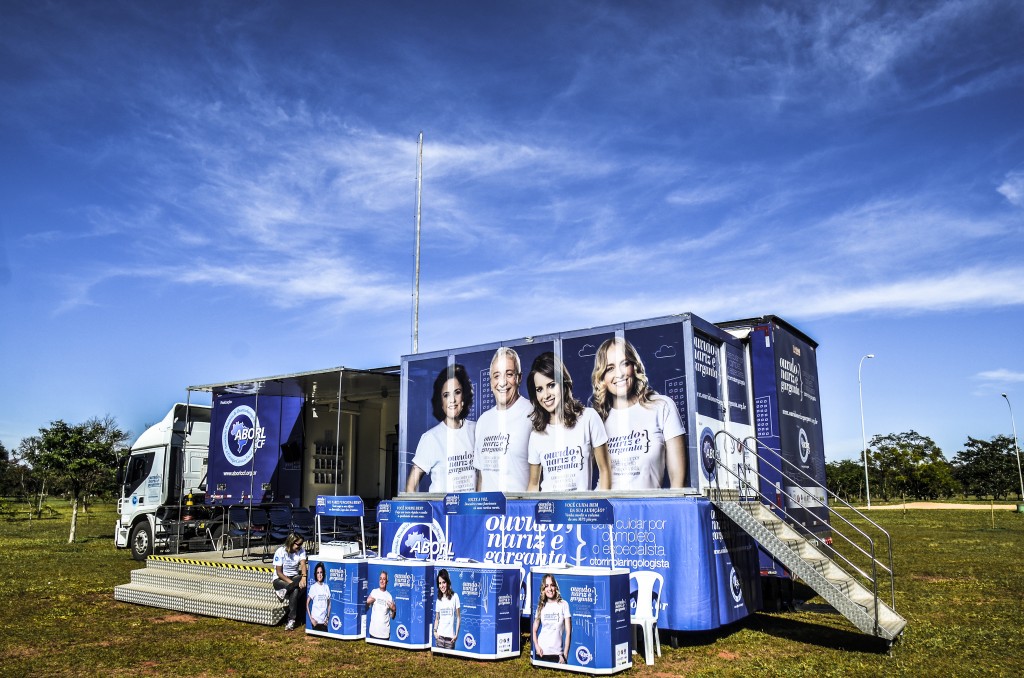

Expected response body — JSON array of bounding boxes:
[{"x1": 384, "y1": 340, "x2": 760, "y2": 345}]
[
  {"x1": 998, "y1": 170, "x2": 1024, "y2": 207},
  {"x1": 976, "y1": 369, "x2": 1024, "y2": 383}
]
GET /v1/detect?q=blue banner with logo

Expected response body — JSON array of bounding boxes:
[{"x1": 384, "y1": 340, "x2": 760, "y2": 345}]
[
  {"x1": 366, "y1": 560, "x2": 433, "y2": 649},
  {"x1": 530, "y1": 567, "x2": 632, "y2": 672},
  {"x1": 379, "y1": 497, "x2": 759, "y2": 631},
  {"x1": 432, "y1": 563, "x2": 521, "y2": 659},
  {"x1": 444, "y1": 492, "x2": 506, "y2": 516},
  {"x1": 535, "y1": 499, "x2": 613, "y2": 525},
  {"x1": 306, "y1": 558, "x2": 367, "y2": 639},
  {"x1": 317, "y1": 495, "x2": 365, "y2": 517},
  {"x1": 206, "y1": 393, "x2": 303, "y2": 505}
]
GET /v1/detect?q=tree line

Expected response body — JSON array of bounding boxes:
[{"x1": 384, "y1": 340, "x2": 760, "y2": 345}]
[
  {"x1": 826, "y1": 430, "x2": 1023, "y2": 503},
  {"x1": 0, "y1": 416, "x2": 130, "y2": 542}
]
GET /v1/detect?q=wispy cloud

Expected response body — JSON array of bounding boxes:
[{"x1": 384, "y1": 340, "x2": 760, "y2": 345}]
[
  {"x1": 998, "y1": 170, "x2": 1024, "y2": 207},
  {"x1": 976, "y1": 369, "x2": 1024, "y2": 383}
]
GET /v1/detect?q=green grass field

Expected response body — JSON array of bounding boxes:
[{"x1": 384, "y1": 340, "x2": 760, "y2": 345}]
[{"x1": 1, "y1": 502, "x2": 1022, "y2": 677}]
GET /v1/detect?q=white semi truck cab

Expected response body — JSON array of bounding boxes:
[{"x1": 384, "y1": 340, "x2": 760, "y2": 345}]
[{"x1": 115, "y1": 403, "x2": 212, "y2": 560}]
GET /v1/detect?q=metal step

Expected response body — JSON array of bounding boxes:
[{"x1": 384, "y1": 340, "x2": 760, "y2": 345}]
[
  {"x1": 114, "y1": 582, "x2": 286, "y2": 626},
  {"x1": 130, "y1": 568, "x2": 280, "y2": 604},
  {"x1": 713, "y1": 499, "x2": 906, "y2": 642},
  {"x1": 114, "y1": 553, "x2": 287, "y2": 626}
]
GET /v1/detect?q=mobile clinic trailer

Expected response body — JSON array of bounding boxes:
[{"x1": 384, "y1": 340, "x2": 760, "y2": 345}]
[
  {"x1": 395, "y1": 312, "x2": 767, "y2": 634},
  {"x1": 116, "y1": 312, "x2": 904, "y2": 645}
]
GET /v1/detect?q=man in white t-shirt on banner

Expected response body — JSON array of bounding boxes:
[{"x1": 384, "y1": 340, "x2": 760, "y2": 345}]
[
  {"x1": 367, "y1": 570, "x2": 396, "y2": 640},
  {"x1": 474, "y1": 347, "x2": 534, "y2": 492}
]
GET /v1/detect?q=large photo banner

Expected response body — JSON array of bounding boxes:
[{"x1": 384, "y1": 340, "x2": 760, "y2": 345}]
[
  {"x1": 401, "y1": 318, "x2": 695, "y2": 495},
  {"x1": 206, "y1": 393, "x2": 303, "y2": 505},
  {"x1": 379, "y1": 497, "x2": 760, "y2": 632}
]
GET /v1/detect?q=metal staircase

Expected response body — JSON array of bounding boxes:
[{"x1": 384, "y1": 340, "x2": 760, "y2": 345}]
[
  {"x1": 114, "y1": 553, "x2": 287, "y2": 626},
  {"x1": 709, "y1": 431, "x2": 906, "y2": 644}
]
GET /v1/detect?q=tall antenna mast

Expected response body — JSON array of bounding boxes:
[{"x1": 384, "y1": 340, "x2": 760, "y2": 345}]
[{"x1": 412, "y1": 131, "x2": 423, "y2": 354}]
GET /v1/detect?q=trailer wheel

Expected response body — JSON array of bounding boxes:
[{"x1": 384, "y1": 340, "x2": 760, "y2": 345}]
[{"x1": 130, "y1": 522, "x2": 152, "y2": 561}]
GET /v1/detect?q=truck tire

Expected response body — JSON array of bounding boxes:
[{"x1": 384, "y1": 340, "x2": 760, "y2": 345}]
[{"x1": 130, "y1": 522, "x2": 153, "y2": 561}]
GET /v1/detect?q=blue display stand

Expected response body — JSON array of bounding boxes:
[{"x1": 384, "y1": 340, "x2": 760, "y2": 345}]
[
  {"x1": 530, "y1": 565, "x2": 632, "y2": 674},
  {"x1": 432, "y1": 560, "x2": 522, "y2": 659},
  {"x1": 365, "y1": 559, "x2": 434, "y2": 649},
  {"x1": 305, "y1": 556, "x2": 368, "y2": 639},
  {"x1": 429, "y1": 492, "x2": 522, "y2": 659},
  {"x1": 307, "y1": 494, "x2": 371, "y2": 640},
  {"x1": 379, "y1": 496, "x2": 762, "y2": 632}
]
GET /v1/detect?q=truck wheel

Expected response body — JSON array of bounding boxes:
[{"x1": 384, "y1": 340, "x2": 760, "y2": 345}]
[{"x1": 130, "y1": 522, "x2": 153, "y2": 561}]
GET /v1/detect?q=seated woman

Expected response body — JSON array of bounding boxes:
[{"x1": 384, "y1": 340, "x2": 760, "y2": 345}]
[
  {"x1": 272, "y1": 532, "x2": 307, "y2": 631},
  {"x1": 525, "y1": 352, "x2": 610, "y2": 492}
]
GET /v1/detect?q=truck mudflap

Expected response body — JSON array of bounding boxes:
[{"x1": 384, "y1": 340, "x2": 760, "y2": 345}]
[{"x1": 115, "y1": 520, "x2": 130, "y2": 549}]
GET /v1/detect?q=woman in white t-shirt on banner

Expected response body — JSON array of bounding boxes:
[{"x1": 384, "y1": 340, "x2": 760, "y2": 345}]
[
  {"x1": 532, "y1": 574, "x2": 572, "y2": 663},
  {"x1": 591, "y1": 338, "x2": 686, "y2": 490},
  {"x1": 432, "y1": 568, "x2": 461, "y2": 649},
  {"x1": 526, "y1": 352, "x2": 610, "y2": 492},
  {"x1": 406, "y1": 364, "x2": 477, "y2": 493},
  {"x1": 306, "y1": 561, "x2": 331, "y2": 631}
]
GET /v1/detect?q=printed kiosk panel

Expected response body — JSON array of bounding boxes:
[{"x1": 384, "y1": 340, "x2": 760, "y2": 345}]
[
  {"x1": 365, "y1": 559, "x2": 434, "y2": 649},
  {"x1": 305, "y1": 557, "x2": 368, "y2": 639},
  {"x1": 531, "y1": 566, "x2": 632, "y2": 674},
  {"x1": 431, "y1": 561, "x2": 522, "y2": 659}
]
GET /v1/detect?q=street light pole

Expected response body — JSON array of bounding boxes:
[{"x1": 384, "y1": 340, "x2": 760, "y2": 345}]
[
  {"x1": 859, "y1": 354, "x2": 875, "y2": 508},
  {"x1": 1001, "y1": 393, "x2": 1024, "y2": 502}
]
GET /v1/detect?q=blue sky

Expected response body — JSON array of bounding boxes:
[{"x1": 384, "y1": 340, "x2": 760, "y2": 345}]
[{"x1": 2, "y1": 1, "x2": 1023, "y2": 463}]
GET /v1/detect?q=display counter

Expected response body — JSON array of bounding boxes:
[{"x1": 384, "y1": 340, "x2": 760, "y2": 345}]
[
  {"x1": 430, "y1": 560, "x2": 522, "y2": 659},
  {"x1": 305, "y1": 555, "x2": 367, "y2": 639},
  {"x1": 365, "y1": 558, "x2": 434, "y2": 649},
  {"x1": 530, "y1": 565, "x2": 632, "y2": 674}
]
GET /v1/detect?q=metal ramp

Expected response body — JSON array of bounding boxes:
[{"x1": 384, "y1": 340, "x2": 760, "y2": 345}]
[
  {"x1": 709, "y1": 431, "x2": 906, "y2": 644},
  {"x1": 114, "y1": 553, "x2": 287, "y2": 626}
]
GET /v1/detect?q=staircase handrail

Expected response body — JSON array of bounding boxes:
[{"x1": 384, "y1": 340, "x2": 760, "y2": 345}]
[
  {"x1": 739, "y1": 432, "x2": 896, "y2": 614},
  {"x1": 711, "y1": 429, "x2": 895, "y2": 623},
  {"x1": 713, "y1": 431, "x2": 881, "y2": 585}
]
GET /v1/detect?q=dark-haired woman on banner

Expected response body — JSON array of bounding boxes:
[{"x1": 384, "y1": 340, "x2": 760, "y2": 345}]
[{"x1": 525, "y1": 352, "x2": 610, "y2": 492}]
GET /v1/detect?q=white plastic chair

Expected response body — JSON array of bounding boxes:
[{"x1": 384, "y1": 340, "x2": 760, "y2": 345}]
[{"x1": 630, "y1": 571, "x2": 664, "y2": 666}]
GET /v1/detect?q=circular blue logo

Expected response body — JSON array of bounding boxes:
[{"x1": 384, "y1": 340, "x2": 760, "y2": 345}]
[
  {"x1": 392, "y1": 521, "x2": 446, "y2": 559},
  {"x1": 700, "y1": 427, "x2": 717, "y2": 481},
  {"x1": 798, "y1": 427, "x2": 810, "y2": 464},
  {"x1": 576, "y1": 646, "x2": 592, "y2": 665},
  {"x1": 464, "y1": 633, "x2": 476, "y2": 649},
  {"x1": 221, "y1": 405, "x2": 261, "y2": 467},
  {"x1": 396, "y1": 624, "x2": 409, "y2": 641},
  {"x1": 730, "y1": 566, "x2": 743, "y2": 603},
  {"x1": 330, "y1": 615, "x2": 341, "y2": 631},
  {"x1": 131, "y1": 496, "x2": 138, "y2": 505}
]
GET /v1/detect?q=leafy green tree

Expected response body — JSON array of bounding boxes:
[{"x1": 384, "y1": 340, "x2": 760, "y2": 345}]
[
  {"x1": 0, "y1": 440, "x2": 13, "y2": 495},
  {"x1": 826, "y1": 459, "x2": 867, "y2": 503},
  {"x1": 15, "y1": 436, "x2": 45, "y2": 506},
  {"x1": 867, "y1": 430, "x2": 958, "y2": 501},
  {"x1": 35, "y1": 416, "x2": 130, "y2": 543},
  {"x1": 952, "y1": 435, "x2": 1021, "y2": 500}
]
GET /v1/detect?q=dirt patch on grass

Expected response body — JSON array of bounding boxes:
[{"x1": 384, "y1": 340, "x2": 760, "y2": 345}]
[
  {"x1": 717, "y1": 650, "x2": 740, "y2": 660},
  {"x1": 152, "y1": 613, "x2": 199, "y2": 624}
]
